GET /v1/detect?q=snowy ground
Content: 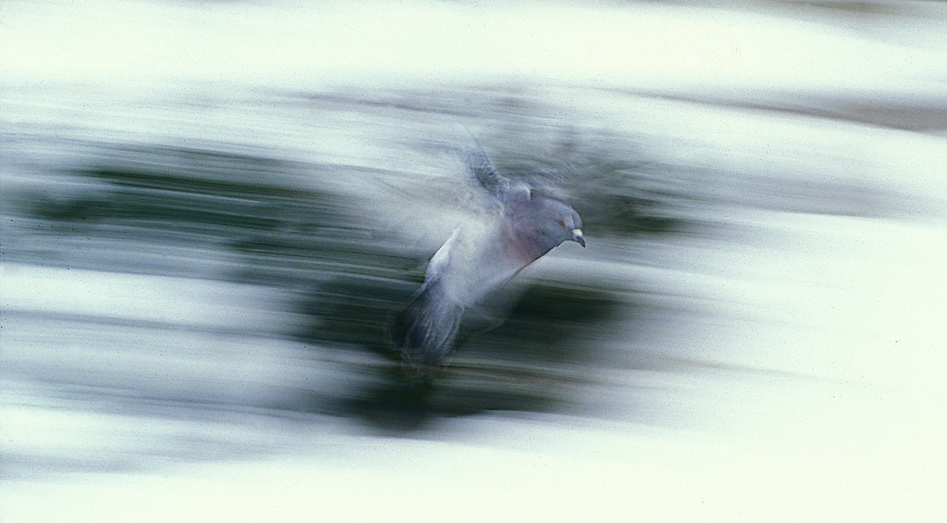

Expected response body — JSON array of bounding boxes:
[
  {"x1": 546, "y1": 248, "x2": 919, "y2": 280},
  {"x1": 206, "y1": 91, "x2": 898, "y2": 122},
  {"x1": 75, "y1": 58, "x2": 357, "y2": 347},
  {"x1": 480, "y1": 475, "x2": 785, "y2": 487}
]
[
  {"x1": 3, "y1": 1, "x2": 947, "y2": 521},
  {"x1": 3, "y1": 215, "x2": 944, "y2": 521}
]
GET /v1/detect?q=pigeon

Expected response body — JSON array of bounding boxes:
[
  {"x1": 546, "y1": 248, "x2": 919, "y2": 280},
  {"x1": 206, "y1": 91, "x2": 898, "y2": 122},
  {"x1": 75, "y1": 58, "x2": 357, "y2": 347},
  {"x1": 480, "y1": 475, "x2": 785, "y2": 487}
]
[{"x1": 390, "y1": 145, "x2": 585, "y2": 374}]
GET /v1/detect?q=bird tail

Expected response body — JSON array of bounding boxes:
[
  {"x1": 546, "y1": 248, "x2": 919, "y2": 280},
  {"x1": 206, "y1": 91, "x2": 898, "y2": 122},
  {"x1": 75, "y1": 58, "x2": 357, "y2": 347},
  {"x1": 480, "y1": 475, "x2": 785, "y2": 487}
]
[{"x1": 390, "y1": 280, "x2": 464, "y2": 373}]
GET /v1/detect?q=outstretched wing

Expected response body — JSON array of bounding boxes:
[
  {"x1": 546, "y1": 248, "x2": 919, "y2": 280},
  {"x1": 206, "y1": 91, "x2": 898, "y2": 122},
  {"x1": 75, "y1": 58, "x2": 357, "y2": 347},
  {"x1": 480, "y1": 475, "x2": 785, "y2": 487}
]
[{"x1": 466, "y1": 147, "x2": 513, "y2": 199}]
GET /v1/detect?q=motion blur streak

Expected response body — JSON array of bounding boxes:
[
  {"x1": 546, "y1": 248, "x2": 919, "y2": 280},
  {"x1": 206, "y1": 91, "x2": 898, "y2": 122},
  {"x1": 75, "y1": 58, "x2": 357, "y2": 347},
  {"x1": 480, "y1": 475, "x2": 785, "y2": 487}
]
[{"x1": 2, "y1": 1, "x2": 946, "y2": 521}]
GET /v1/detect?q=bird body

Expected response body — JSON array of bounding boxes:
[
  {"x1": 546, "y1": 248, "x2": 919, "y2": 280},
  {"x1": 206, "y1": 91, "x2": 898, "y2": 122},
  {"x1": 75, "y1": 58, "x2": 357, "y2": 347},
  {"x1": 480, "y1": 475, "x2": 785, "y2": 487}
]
[{"x1": 390, "y1": 146, "x2": 584, "y2": 373}]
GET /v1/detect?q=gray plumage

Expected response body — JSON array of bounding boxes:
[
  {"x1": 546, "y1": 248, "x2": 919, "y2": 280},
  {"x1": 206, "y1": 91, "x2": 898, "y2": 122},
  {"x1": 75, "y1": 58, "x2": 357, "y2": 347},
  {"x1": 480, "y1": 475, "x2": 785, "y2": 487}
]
[
  {"x1": 390, "y1": 146, "x2": 585, "y2": 373},
  {"x1": 466, "y1": 148, "x2": 512, "y2": 198}
]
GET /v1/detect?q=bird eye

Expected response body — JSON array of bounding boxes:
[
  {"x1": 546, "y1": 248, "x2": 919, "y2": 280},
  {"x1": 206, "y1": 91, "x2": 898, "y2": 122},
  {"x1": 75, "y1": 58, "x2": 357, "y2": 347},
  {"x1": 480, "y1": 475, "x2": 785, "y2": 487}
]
[{"x1": 558, "y1": 219, "x2": 565, "y2": 226}]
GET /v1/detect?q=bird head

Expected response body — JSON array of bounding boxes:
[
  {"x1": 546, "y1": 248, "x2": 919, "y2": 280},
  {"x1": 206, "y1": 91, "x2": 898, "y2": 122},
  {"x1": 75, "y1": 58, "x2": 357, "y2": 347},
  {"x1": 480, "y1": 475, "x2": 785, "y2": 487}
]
[{"x1": 532, "y1": 195, "x2": 585, "y2": 249}]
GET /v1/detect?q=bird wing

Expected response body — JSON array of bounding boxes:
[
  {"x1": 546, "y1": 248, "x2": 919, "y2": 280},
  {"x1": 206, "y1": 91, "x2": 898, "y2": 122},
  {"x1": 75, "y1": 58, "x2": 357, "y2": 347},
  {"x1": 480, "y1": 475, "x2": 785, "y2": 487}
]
[{"x1": 466, "y1": 147, "x2": 513, "y2": 199}]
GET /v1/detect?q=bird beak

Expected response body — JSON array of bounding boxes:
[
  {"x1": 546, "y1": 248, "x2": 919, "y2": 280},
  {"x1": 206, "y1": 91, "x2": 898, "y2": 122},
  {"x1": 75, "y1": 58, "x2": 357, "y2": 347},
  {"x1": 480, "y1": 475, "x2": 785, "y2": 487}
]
[{"x1": 571, "y1": 229, "x2": 585, "y2": 247}]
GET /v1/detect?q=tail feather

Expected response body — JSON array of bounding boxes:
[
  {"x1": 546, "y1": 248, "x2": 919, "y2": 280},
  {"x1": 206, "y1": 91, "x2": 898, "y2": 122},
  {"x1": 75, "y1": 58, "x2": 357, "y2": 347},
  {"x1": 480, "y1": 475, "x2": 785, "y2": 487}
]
[{"x1": 390, "y1": 281, "x2": 464, "y2": 372}]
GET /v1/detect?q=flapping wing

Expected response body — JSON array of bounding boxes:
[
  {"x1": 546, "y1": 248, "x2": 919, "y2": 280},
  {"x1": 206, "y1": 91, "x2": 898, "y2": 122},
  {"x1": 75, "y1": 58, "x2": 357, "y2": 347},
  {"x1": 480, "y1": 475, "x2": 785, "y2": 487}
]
[{"x1": 466, "y1": 146, "x2": 513, "y2": 199}]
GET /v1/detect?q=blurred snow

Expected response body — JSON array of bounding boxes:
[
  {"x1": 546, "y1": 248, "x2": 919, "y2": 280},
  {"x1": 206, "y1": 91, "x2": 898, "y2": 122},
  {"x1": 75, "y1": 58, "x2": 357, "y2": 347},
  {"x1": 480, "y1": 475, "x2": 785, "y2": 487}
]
[
  {"x1": 3, "y1": 0, "x2": 947, "y2": 96},
  {"x1": 3, "y1": 0, "x2": 947, "y2": 521},
  {"x1": 4, "y1": 213, "x2": 944, "y2": 521}
]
